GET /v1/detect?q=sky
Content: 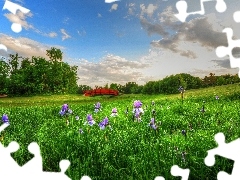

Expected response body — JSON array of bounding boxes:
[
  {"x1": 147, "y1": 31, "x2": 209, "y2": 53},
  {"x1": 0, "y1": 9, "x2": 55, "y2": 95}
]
[{"x1": 0, "y1": 0, "x2": 240, "y2": 87}]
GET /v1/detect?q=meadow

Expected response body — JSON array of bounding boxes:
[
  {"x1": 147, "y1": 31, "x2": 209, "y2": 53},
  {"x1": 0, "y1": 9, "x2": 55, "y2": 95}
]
[{"x1": 1, "y1": 84, "x2": 240, "y2": 180}]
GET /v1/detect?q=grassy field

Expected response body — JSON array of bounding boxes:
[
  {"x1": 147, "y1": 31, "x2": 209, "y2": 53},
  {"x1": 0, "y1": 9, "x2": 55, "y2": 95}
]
[{"x1": 1, "y1": 84, "x2": 240, "y2": 180}]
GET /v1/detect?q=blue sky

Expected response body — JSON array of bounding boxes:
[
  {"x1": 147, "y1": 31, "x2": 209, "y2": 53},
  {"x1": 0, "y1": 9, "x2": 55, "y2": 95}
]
[{"x1": 0, "y1": 0, "x2": 240, "y2": 87}]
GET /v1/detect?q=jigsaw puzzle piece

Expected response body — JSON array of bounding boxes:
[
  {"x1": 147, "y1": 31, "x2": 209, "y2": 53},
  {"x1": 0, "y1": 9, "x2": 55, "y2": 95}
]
[
  {"x1": 2, "y1": 0, "x2": 30, "y2": 33},
  {"x1": 154, "y1": 165, "x2": 190, "y2": 180},
  {"x1": 175, "y1": 0, "x2": 227, "y2": 22},
  {"x1": 0, "y1": 141, "x2": 22, "y2": 179},
  {"x1": 215, "y1": 28, "x2": 240, "y2": 77},
  {"x1": 205, "y1": 133, "x2": 240, "y2": 179},
  {"x1": 233, "y1": 11, "x2": 240, "y2": 23},
  {"x1": 80, "y1": 176, "x2": 92, "y2": 180},
  {"x1": 41, "y1": 160, "x2": 71, "y2": 180},
  {"x1": 21, "y1": 142, "x2": 42, "y2": 173}
]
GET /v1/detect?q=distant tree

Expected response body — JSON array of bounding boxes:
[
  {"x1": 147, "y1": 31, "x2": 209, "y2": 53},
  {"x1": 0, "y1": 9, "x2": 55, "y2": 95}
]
[
  {"x1": 0, "y1": 59, "x2": 10, "y2": 94},
  {"x1": 77, "y1": 85, "x2": 92, "y2": 94},
  {"x1": 110, "y1": 83, "x2": 118, "y2": 90}
]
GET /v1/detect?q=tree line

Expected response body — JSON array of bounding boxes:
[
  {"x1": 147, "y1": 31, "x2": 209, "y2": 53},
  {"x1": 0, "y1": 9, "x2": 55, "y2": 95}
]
[
  {"x1": 78, "y1": 73, "x2": 240, "y2": 95},
  {"x1": 0, "y1": 47, "x2": 78, "y2": 96},
  {"x1": 1, "y1": 47, "x2": 239, "y2": 96}
]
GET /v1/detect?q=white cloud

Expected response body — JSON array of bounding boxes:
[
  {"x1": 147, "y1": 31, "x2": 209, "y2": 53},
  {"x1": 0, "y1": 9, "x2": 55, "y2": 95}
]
[
  {"x1": 110, "y1": 4, "x2": 118, "y2": 12},
  {"x1": 75, "y1": 54, "x2": 150, "y2": 86},
  {"x1": 140, "y1": 3, "x2": 158, "y2": 18},
  {"x1": 0, "y1": 33, "x2": 64, "y2": 59},
  {"x1": 98, "y1": 13, "x2": 102, "y2": 18},
  {"x1": 60, "y1": 29, "x2": 71, "y2": 41}
]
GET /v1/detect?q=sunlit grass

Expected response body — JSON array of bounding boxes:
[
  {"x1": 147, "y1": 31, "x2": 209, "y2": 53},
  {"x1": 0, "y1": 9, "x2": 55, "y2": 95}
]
[{"x1": 0, "y1": 84, "x2": 240, "y2": 179}]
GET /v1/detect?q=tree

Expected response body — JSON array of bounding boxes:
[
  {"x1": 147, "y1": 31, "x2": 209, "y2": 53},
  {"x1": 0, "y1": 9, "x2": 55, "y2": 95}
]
[
  {"x1": 46, "y1": 47, "x2": 63, "y2": 62},
  {"x1": 0, "y1": 59, "x2": 10, "y2": 94}
]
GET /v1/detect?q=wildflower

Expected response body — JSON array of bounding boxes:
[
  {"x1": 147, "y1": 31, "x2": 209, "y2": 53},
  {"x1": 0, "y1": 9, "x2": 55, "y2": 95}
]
[
  {"x1": 178, "y1": 86, "x2": 185, "y2": 93},
  {"x1": 149, "y1": 118, "x2": 157, "y2": 130},
  {"x1": 79, "y1": 128, "x2": 84, "y2": 134},
  {"x1": 133, "y1": 100, "x2": 144, "y2": 122},
  {"x1": 110, "y1": 108, "x2": 118, "y2": 117},
  {"x1": 59, "y1": 104, "x2": 72, "y2": 116},
  {"x1": 86, "y1": 114, "x2": 95, "y2": 126},
  {"x1": 75, "y1": 116, "x2": 79, "y2": 120},
  {"x1": 133, "y1": 100, "x2": 142, "y2": 108},
  {"x1": 94, "y1": 102, "x2": 101, "y2": 113},
  {"x1": 215, "y1": 96, "x2": 219, "y2": 100},
  {"x1": 2, "y1": 114, "x2": 9, "y2": 124},
  {"x1": 99, "y1": 117, "x2": 109, "y2": 130}
]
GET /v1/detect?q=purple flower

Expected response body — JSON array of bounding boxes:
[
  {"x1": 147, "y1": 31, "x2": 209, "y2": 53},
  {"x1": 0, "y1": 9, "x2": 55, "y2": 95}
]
[
  {"x1": 99, "y1": 117, "x2": 109, "y2": 130},
  {"x1": 2, "y1": 114, "x2": 9, "y2": 124},
  {"x1": 95, "y1": 102, "x2": 101, "y2": 109},
  {"x1": 62, "y1": 104, "x2": 68, "y2": 111},
  {"x1": 178, "y1": 86, "x2": 184, "y2": 93},
  {"x1": 87, "y1": 114, "x2": 93, "y2": 121},
  {"x1": 133, "y1": 100, "x2": 142, "y2": 108},
  {"x1": 59, "y1": 104, "x2": 72, "y2": 116},
  {"x1": 111, "y1": 108, "x2": 118, "y2": 116},
  {"x1": 86, "y1": 114, "x2": 95, "y2": 126},
  {"x1": 149, "y1": 118, "x2": 157, "y2": 130},
  {"x1": 112, "y1": 108, "x2": 117, "y2": 113}
]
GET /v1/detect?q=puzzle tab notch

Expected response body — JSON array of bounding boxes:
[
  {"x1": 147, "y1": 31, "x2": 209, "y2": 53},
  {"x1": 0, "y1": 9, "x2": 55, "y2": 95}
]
[
  {"x1": 154, "y1": 165, "x2": 190, "y2": 180},
  {"x1": 204, "y1": 132, "x2": 240, "y2": 180},
  {"x1": 174, "y1": 0, "x2": 227, "y2": 22}
]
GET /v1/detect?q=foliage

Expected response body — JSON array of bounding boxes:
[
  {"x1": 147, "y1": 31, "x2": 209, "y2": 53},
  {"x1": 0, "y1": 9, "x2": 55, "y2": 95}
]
[
  {"x1": 2, "y1": 48, "x2": 78, "y2": 96},
  {"x1": 1, "y1": 84, "x2": 240, "y2": 179}
]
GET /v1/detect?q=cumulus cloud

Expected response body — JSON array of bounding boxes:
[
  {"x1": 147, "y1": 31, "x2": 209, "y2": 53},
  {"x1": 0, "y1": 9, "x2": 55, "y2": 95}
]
[
  {"x1": 60, "y1": 29, "x2": 71, "y2": 40},
  {"x1": 0, "y1": 33, "x2": 64, "y2": 59},
  {"x1": 140, "y1": 3, "x2": 158, "y2": 18},
  {"x1": 76, "y1": 54, "x2": 150, "y2": 86}
]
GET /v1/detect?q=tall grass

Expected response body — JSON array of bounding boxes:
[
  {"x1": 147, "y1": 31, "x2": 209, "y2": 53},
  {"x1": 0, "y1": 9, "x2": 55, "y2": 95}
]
[{"x1": 0, "y1": 84, "x2": 240, "y2": 179}]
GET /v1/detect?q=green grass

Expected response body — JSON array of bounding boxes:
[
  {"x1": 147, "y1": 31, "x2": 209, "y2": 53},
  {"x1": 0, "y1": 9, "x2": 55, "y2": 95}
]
[{"x1": 1, "y1": 84, "x2": 240, "y2": 180}]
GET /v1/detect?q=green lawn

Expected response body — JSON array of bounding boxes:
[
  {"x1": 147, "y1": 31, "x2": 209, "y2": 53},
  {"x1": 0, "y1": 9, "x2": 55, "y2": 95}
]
[{"x1": 0, "y1": 84, "x2": 240, "y2": 180}]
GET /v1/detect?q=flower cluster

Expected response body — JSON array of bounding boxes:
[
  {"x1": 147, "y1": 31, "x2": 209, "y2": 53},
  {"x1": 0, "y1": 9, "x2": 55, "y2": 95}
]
[
  {"x1": 94, "y1": 102, "x2": 101, "y2": 113},
  {"x1": 133, "y1": 100, "x2": 144, "y2": 122},
  {"x1": 85, "y1": 114, "x2": 96, "y2": 126},
  {"x1": 2, "y1": 114, "x2": 9, "y2": 124},
  {"x1": 98, "y1": 117, "x2": 111, "y2": 130},
  {"x1": 59, "y1": 104, "x2": 73, "y2": 116}
]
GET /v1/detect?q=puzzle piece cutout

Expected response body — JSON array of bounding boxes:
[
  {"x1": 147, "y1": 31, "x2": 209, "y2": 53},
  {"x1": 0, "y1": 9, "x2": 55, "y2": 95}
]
[
  {"x1": 174, "y1": 0, "x2": 227, "y2": 22},
  {"x1": 204, "y1": 132, "x2": 240, "y2": 180},
  {"x1": 0, "y1": 123, "x2": 92, "y2": 180},
  {"x1": 215, "y1": 28, "x2": 240, "y2": 77},
  {"x1": 2, "y1": 0, "x2": 30, "y2": 33},
  {"x1": 233, "y1": 11, "x2": 240, "y2": 23},
  {"x1": 154, "y1": 165, "x2": 190, "y2": 180},
  {"x1": 0, "y1": 44, "x2": 8, "y2": 52}
]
